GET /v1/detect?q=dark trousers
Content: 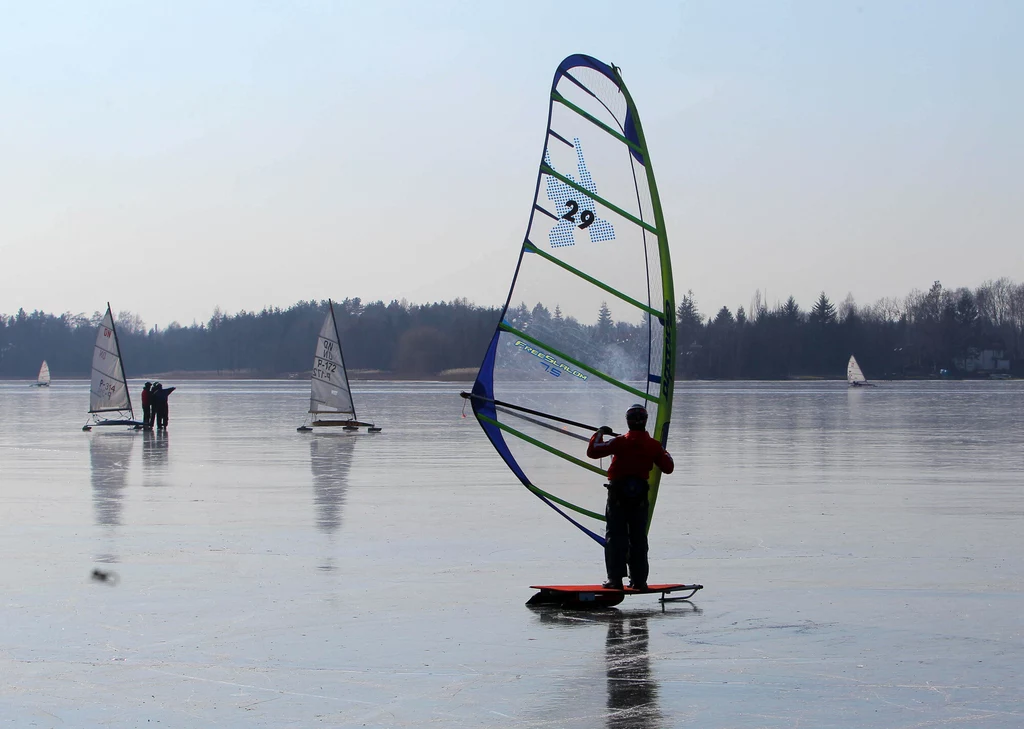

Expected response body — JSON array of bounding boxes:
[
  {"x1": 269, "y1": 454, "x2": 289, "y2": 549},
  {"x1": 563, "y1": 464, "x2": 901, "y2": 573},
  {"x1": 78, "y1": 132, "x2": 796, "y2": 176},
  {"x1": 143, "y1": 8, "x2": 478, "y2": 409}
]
[
  {"x1": 604, "y1": 479, "x2": 650, "y2": 586},
  {"x1": 156, "y1": 405, "x2": 168, "y2": 429},
  {"x1": 142, "y1": 404, "x2": 152, "y2": 427}
]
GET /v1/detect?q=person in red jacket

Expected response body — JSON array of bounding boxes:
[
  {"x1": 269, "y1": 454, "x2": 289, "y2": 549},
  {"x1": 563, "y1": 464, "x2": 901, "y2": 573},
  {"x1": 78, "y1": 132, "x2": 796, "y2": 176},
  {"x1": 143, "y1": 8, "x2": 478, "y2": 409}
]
[{"x1": 587, "y1": 404, "x2": 674, "y2": 590}]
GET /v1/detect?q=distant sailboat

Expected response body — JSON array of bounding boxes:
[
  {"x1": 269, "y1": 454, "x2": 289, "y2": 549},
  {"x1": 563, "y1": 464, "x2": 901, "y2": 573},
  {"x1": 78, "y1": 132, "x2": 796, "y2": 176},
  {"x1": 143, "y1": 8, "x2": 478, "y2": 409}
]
[
  {"x1": 847, "y1": 355, "x2": 872, "y2": 387},
  {"x1": 34, "y1": 360, "x2": 51, "y2": 387},
  {"x1": 297, "y1": 300, "x2": 381, "y2": 433},
  {"x1": 83, "y1": 303, "x2": 144, "y2": 431}
]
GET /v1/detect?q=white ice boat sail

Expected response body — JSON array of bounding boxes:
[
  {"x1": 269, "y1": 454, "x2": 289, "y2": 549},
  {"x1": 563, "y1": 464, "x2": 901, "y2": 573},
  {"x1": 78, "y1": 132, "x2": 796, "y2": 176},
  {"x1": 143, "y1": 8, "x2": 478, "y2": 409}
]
[
  {"x1": 83, "y1": 303, "x2": 143, "y2": 430},
  {"x1": 847, "y1": 355, "x2": 871, "y2": 387},
  {"x1": 297, "y1": 300, "x2": 380, "y2": 433},
  {"x1": 34, "y1": 360, "x2": 51, "y2": 387}
]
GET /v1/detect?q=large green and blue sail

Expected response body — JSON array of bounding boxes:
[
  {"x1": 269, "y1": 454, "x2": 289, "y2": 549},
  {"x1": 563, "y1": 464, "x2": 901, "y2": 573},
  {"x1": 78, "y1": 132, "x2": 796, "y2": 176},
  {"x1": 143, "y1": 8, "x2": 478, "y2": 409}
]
[{"x1": 466, "y1": 55, "x2": 676, "y2": 545}]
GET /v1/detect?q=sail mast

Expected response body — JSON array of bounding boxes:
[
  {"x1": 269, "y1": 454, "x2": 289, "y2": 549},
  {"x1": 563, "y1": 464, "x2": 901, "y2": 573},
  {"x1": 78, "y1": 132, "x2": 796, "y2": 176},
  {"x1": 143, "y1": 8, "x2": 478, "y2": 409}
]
[
  {"x1": 612, "y1": 64, "x2": 676, "y2": 524},
  {"x1": 106, "y1": 302, "x2": 134, "y2": 419},
  {"x1": 329, "y1": 300, "x2": 356, "y2": 422}
]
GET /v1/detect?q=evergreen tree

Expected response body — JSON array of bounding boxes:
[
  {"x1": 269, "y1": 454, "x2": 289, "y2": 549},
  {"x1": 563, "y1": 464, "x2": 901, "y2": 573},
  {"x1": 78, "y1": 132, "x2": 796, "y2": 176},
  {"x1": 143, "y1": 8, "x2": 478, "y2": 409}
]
[
  {"x1": 675, "y1": 290, "x2": 703, "y2": 379},
  {"x1": 676, "y1": 290, "x2": 703, "y2": 353},
  {"x1": 596, "y1": 302, "x2": 614, "y2": 342},
  {"x1": 809, "y1": 292, "x2": 837, "y2": 326},
  {"x1": 677, "y1": 291, "x2": 702, "y2": 330},
  {"x1": 507, "y1": 302, "x2": 531, "y2": 329},
  {"x1": 781, "y1": 296, "x2": 802, "y2": 322}
]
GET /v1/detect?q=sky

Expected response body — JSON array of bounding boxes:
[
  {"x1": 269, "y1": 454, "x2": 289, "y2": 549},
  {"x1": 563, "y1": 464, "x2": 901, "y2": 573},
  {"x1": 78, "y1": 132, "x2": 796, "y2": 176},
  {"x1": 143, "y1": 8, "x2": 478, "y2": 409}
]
[{"x1": 1, "y1": 0, "x2": 1021, "y2": 328}]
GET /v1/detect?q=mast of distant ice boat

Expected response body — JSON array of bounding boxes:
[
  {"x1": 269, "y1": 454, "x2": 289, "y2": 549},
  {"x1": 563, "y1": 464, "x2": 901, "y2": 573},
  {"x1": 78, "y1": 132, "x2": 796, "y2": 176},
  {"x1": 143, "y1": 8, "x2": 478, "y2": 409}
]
[
  {"x1": 106, "y1": 303, "x2": 135, "y2": 419},
  {"x1": 329, "y1": 299, "x2": 356, "y2": 423}
]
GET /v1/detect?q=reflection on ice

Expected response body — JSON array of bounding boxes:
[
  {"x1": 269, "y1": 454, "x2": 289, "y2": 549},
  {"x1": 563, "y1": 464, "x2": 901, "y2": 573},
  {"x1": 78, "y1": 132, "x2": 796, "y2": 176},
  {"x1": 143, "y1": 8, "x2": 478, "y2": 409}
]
[
  {"x1": 528, "y1": 604, "x2": 703, "y2": 728},
  {"x1": 89, "y1": 433, "x2": 135, "y2": 528},
  {"x1": 309, "y1": 435, "x2": 357, "y2": 572},
  {"x1": 142, "y1": 427, "x2": 169, "y2": 479},
  {"x1": 605, "y1": 614, "x2": 660, "y2": 729},
  {"x1": 89, "y1": 432, "x2": 136, "y2": 565},
  {"x1": 309, "y1": 435, "x2": 356, "y2": 534}
]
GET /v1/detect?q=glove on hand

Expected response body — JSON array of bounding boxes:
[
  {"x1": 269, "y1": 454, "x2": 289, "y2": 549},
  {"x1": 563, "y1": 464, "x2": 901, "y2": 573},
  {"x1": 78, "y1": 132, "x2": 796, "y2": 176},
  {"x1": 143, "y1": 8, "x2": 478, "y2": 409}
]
[{"x1": 597, "y1": 425, "x2": 614, "y2": 436}]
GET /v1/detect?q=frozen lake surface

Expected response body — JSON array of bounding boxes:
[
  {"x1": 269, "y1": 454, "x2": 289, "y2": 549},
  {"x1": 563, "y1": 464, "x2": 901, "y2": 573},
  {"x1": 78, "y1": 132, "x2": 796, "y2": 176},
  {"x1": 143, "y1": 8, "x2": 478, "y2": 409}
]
[{"x1": 1, "y1": 379, "x2": 1022, "y2": 727}]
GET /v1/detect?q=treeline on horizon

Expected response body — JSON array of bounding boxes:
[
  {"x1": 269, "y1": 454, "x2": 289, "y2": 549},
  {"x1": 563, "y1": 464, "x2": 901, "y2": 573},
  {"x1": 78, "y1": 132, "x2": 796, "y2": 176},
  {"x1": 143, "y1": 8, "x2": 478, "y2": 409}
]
[
  {"x1": 0, "y1": 298, "x2": 498, "y2": 379},
  {"x1": 1, "y1": 278, "x2": 1021, "y2": 380},
  {"x1": 676, "y1": 278, "x2": 1022, "y2": 379}
]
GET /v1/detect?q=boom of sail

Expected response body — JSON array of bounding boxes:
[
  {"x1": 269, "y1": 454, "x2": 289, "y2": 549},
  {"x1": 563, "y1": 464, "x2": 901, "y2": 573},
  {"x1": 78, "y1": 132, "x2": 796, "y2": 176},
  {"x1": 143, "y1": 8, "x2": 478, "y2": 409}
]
[
  {"x1": 298, "y1": 300, "x2": 380, "y2": 433},
  {"x1": 83, "y1": 304, "x2": 142, "y2": 430},
  {"x1": 462, "y1": 55, "x2": 675, "y2": 545}
]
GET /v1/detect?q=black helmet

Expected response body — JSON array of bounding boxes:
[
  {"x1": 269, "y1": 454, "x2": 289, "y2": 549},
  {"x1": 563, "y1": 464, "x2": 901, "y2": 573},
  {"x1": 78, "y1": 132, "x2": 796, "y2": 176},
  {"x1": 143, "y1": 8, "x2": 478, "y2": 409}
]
[
  {"x1": 144, "y1": 382, "x2": 152, "y2": 388},
  {"x1": 625, "y1": 404, "x2": 648, "y2": 429}
]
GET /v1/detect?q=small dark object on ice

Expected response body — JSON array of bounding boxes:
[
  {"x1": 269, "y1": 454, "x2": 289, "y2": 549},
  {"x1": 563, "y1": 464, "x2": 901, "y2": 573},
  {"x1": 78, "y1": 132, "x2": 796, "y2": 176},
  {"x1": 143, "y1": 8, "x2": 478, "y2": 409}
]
[{"x1": 91, "y1": 568, "x2": 119, "y2": 585}]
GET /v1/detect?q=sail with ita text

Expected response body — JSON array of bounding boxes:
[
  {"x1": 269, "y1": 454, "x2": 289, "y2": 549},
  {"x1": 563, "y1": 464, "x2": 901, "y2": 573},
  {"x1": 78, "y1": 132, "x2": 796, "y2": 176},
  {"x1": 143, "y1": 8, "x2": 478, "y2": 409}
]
[{"x1": 462, "y1": 55, "x2": 676, "y2": 545}]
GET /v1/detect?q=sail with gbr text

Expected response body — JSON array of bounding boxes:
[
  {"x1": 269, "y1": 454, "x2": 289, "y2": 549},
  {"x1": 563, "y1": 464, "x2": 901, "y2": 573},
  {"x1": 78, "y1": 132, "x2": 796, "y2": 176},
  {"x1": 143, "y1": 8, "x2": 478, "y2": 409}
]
[{"x1": 463, "y1": 55, "x2": 676, "y2": 545}]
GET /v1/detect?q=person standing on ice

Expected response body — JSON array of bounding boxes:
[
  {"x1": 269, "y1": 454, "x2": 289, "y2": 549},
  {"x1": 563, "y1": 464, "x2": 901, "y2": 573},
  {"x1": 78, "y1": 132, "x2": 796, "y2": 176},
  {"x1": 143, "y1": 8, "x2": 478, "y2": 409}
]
[
  {"x1": 151, "y1": 382, "x2": 176, "y2": 430},
  {"x1": 587, "y1": 404, "x2": 674, "y2": 591},
  {"x1": 141, "y1": 382, "x2": 153, "y2": 428}
]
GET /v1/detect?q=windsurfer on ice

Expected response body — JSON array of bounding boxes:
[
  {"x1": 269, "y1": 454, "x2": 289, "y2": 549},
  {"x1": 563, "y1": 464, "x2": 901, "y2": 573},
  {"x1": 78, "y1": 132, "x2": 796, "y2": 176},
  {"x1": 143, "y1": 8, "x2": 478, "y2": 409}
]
[{"x1": 587, "y1": 404, "x2": 674, "y2": 591}]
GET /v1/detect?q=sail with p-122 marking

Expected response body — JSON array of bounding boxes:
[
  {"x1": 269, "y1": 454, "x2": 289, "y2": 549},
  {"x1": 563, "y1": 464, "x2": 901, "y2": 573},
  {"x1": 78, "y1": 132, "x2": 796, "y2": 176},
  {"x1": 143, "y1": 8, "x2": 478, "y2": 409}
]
[
  {"x1": 298, "y1": 300, "x2": 380, "y2": 433},
  {"x1": 310, "y1": 301, "x2": 356, "y2": 419},
  {"x1": 462, "y1": 55, "x2": 676, "y2": 545}
]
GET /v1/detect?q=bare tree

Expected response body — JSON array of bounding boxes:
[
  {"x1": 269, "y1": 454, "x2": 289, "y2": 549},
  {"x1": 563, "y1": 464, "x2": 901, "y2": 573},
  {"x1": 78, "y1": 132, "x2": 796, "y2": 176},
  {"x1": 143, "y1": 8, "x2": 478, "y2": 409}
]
[
  {"x1": 839, "y1": 293, "x2": 857, "y2": 322},
  {"x1": 869, "y1": 296, "x2": 902, "y2": 324},
  {"x1": 749, "y1": 289, "x2": 765, "y2": 323},
  {"x1": 116, "y1": 310, "x2": 146, "y2": 335}
]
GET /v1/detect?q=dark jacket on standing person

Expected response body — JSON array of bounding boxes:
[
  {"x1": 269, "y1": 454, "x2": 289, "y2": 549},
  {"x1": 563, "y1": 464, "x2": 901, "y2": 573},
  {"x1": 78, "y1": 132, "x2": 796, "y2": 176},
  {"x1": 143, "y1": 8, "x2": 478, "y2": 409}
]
[
  {"x1": 151, "y1": 383, "x2": 176, "y2": 428},
  {"x1": 141, "y1": 382, "x2": 153, "y2": 427}
]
